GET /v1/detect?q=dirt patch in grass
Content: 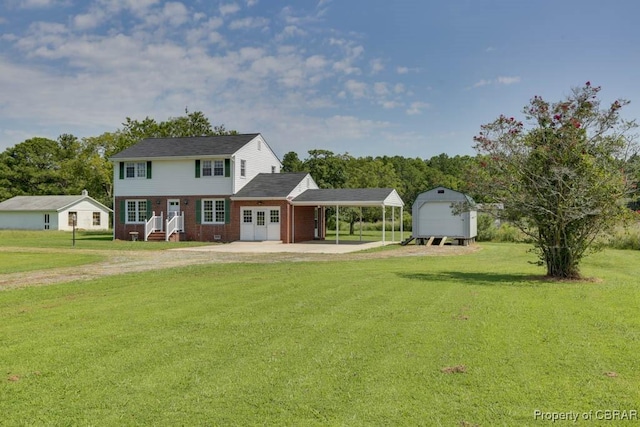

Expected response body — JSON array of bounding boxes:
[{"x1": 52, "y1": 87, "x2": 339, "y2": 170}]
[{"x1": 0, "y1": 244, "x2": 479, "y2": 290}]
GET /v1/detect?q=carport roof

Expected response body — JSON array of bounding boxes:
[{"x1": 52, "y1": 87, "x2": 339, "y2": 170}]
[{"x1": 292, "y1": 188, "x2": 404, "y2": 207}]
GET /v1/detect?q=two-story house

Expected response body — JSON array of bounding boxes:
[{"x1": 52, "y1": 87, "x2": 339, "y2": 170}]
[
  {"x1": 110, "y1": 133, "x2": 324, "y2": 242},
  {"x1": 111, "y1": 133, "x2": 405, "y2": 243}
]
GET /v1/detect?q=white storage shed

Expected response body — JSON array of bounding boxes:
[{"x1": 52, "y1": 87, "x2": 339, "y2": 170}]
[
  {"x1": 0, "y1": 190, "x2": 112, "y2": 231},
  {"x1": 411, "y1": 186, "x2": 477, "y2": 244}
]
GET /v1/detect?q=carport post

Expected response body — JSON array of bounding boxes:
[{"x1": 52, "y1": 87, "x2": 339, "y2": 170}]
[
  {"x1": 336, "y1": 204, "x2": 339, "y2": 244},
  {"x1": 382, "y1": 204, "x2": 386, "y2": 244}
]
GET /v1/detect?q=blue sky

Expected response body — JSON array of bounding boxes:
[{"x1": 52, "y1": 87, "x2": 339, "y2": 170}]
[{"x1": 1, "y1": 0, "x2": 638, "y2": 159}]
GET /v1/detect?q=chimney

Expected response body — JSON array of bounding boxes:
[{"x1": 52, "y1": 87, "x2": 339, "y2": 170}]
[{"x1": 82, "y1": 189, "x2": 88, "y2": 196}]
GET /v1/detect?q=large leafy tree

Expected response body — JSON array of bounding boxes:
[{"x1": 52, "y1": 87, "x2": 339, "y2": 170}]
[
  {"x1": 474, "y1": 83, "x2": 637, "y2": 278},
  {"x1": 0, "y1": 110, "x2": 234, "y2": 206}
]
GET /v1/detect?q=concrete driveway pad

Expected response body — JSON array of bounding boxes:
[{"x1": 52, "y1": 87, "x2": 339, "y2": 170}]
[{"x1": 174, "y1": 240, "x2": 394, "y2": 254}]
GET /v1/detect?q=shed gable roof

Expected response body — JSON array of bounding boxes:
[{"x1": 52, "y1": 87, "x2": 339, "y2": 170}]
[
  {"x1": 0, "y1": 195, "x2": 112, "y2": 212},
  {"x1": 110, "y1": 133, "x2": 261, "y2": 160}
]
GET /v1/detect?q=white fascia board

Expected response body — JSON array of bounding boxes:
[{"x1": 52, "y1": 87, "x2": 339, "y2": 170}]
[
  {"x1": 230, "y1": 197, "x2": 287, "y2": 201},
  {"x1": 109, "y1": 154, "x2": 235, "y2": 162},
  {"x1": 57, "y1": 197, "x2": 113, "y2": 213},
  {"x1": 290, "y1": 200, "x2": 386, "y2": 207}
]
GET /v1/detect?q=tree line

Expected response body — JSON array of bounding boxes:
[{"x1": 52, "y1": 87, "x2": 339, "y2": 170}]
[
  {"x1": 0, "y1": 111, "x2": 484, "y2": 209},
  {"x1": 2, "y1": 83, "x2": 640, "y2": 279}
]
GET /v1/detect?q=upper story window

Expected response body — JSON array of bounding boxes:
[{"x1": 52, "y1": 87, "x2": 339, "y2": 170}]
[
  {"x1": 240, "y1": 159, "x2": 246, "y2": 177},
  {"x1": 201, "y1": 160, "x2": 224, "y2": 177},
  {"x1": 213, "y1": 160, "x2": 224, "y2": 176},
  {"x1": 271, "y1": 165, "x2": 276, "y2": 174},
  {"x1": 126, "y1": 162, "x2": 146, "y2": 179},
  {"x1": 202, "y1": 160, "x2": 212, "y2": 176}
]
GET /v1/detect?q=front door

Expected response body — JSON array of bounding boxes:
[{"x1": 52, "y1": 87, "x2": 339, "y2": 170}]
[
  {"x1": 255, "y1": 210, "x2": 267, "y2": 240},
  {"x1": 167, "y1": 199, "x2": 180, "y2": 219}
]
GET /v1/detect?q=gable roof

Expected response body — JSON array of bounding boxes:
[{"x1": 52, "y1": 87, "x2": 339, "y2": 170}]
[
  {"x1": 110, "y1": 133, "x2": 261, "y2": 160},
  {"x1": 0, "y1": 195, "x2": 112, "y2": 212},
  {"x1": 416, "y1": 186, "x2": 476, "y2": 205},
  {"x1": 292, "y1": 188, "x2": 404, "y2": 207},
  {"x1": 232, "y1": 173, "x2": 311, "y2": 199}
]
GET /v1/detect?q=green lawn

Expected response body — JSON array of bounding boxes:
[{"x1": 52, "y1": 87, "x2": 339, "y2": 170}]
[
  {"x1": 1, "y1": 243, "x2": 639, "y2": 425},
  {"x1": 0, "y1": 230, "x2": 209, "y2": 250},
  {"x1": 0, "y1": 251, "x2": 103, "y2": 274}
]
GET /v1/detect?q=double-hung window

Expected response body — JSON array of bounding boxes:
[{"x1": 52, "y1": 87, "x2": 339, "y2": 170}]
[
  {"x1": 240, "y1": 160, "x2": 246, "y2": 177},
  {"x1": 126, "y1": 200, "x2": 147, "y2": 223},
  {"x1": 213, "y1": 160, "x2": 224, "y2": 176},
  {"x1": 202, "y1": 160, "x2": 212, "y2": 177},
  {"x1": 202, "y1": 199, "x2": 225, "y2": 224},
  {"x1": 201, "y1": 160, "x2": 224, "y2": 177},
  {"x1": 125, "y1": 162, "x2": 146, "y2": 179}
]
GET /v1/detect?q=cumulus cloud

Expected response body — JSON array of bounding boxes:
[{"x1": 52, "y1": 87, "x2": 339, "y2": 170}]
[
  {"x1": 219, "y1": 3, "x2": 240, "y2": 16},
  {"x1": 228, "y1": 16, "x2": 269, "y2": 30},
  {"x1": 473, "y1": 76, "x2": 521, "y2": 88},
  {"x1": 406, "y1": 101, "x2": 430, "y2": 115}
]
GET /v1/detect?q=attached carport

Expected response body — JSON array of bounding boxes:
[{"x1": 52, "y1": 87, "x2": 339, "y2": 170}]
[{"x1": 290, "y1": 188, "x2": 405, "y2": 244}]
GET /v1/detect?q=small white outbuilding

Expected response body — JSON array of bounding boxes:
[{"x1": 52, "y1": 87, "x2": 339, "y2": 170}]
[
  {"x1": 0, "y1": 190, "x2": 112, "y2": 231},
  {"x1": 411, "y1": 186, "x2": 477, "y2": 244}
]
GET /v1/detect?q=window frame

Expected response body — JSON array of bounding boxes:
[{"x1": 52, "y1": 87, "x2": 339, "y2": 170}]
[
  {"x1": 240, "y1": 159, "x2": 246, "y2": 177},
  {"x1": 93, "y1": 212, "x2": 101, "y2": 226},
  {"x1": 125, "y1": 162, "x2": 146, "y2": 179},
  {"x1": 202, "y1": 199, "x2": 226, "y2": 224},
  {"x1": 125, "y1": 200, "x2": 148, "y2": 224}
]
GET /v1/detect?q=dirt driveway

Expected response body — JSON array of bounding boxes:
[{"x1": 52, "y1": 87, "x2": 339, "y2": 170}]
[{"x1": 0, "y1": 243, "x2": 478, "y2": 290}]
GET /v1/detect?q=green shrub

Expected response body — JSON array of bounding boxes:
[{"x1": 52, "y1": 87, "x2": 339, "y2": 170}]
[
  {"x1": 603, "y1": 223, "x2": 640, "y2": 250},
  {"x1": 476, "y1": 214, "x2": 498, "y2": 242}
]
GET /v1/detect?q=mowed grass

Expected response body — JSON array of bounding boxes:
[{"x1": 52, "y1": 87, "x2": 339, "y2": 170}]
[
  {"x1": 0, "y1": 251, "x2": 103, "y2": 274},
  {"x1": 0, "y1": 230, "x2": 212, "y2": 250},
  {"x1": 1, "y1": 244, "x2": 639, "y2": 426}
]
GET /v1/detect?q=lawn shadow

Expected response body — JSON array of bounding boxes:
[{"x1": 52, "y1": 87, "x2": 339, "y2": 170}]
[{"x1": 398, "y1": 271, "x2": 546, "y2": 287}]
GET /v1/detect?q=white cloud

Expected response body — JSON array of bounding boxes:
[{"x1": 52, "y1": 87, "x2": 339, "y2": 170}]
[
  {"x1": 406, "y1": 101, "x2": 430, "y2": 115},
  {"x1": 373, "y1": 82, "x2": 389, "y2": 96},
  {"x1": 397, "y1": 66, "x2": 409, "y2": 74},
  {"x1": 219, "y1": 3, "x2": 240, "y2": 16},
  {"x1": 73, "y1": 11, "x2": 104, "y2": 30},
  {"x1": 496, "y1": 75, "x2": 520, "y2": 85},
  {"x1": 473, "y1": 76, "x2": 521, "y2": 88},
  {"x1": 370, "y1": 58, "x2": 384, "y2": 74},
  {"x1": 345, "y1": 79, "x2": 367, "y2": 99},
  {"x1": 228, "y1": 16, "x2": 269, "y2": 30}
]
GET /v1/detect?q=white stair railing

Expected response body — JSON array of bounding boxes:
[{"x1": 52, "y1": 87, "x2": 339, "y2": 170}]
[
  {"x1": 165, "y1": 211, "x2": 184, "y2": 241},
  {"x1": 144, "y1": 211, "x2": 163, "y2": 241}
]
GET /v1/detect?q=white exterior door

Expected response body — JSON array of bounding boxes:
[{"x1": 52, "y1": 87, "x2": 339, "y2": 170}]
[
  {"x1": 167, "y1": 199, "x2": 180, "y2": 218},
  {"x1": 255, "y1": 210, "x2": 267, "y2": 240},
  {"x1": 239, "y1": 207, "x2": 281, "y2": 241}
]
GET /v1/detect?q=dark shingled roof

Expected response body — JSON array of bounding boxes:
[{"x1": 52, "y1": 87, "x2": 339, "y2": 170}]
[
  {"x1": 233, "y1": 173, "x2": 309, "y2": 198},
  {"x1": 110, "y1": 133, "x2": 261, "y2": 159},
  {"x1": 292, "y1": 188, "x2": 400, "y2": 205}
]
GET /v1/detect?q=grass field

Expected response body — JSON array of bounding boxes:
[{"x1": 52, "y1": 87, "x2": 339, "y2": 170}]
[
  {"x1": 0, "y1": 230, "x2": 209, "y2": 250},
  {"x1": 1, "y1": 239, "x2": 639, "y2": 425},
  {"x1": 0, "y1": 250, "x2": 103, "y2": 274}
]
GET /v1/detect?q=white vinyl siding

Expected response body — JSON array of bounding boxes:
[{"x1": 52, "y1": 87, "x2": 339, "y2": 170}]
[{"x1": 114, "y1": 159, "x2": 233, "y2": 197}]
